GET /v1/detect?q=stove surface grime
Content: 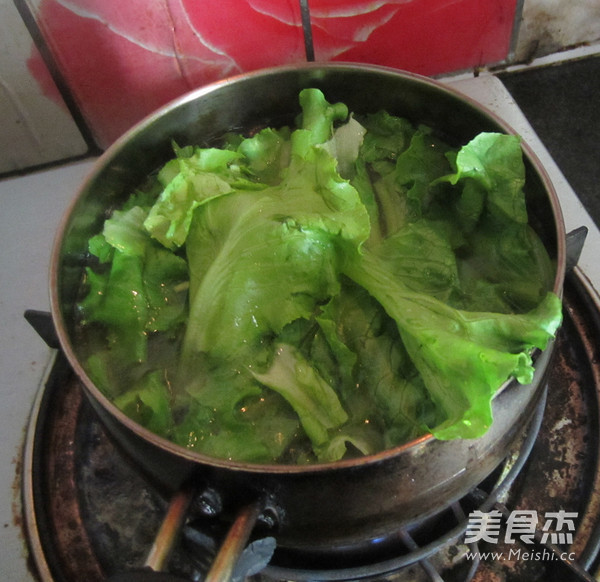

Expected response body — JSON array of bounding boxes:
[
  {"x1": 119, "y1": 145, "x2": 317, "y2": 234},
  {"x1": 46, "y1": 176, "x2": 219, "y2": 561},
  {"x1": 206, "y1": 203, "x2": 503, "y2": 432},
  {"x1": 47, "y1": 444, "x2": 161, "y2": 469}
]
[{"x1": 22, "y1": 269, "x2": 600, "y2": 582}]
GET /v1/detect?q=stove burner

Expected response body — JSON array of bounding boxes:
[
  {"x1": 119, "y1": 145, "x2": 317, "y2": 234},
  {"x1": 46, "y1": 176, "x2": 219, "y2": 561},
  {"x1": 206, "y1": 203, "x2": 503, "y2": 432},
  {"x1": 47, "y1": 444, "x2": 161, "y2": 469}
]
[
  {"x1": 21, "y1": 272, "x2": 600, "y2": 582},
  {"x1": 258, "y1": 399, "x2": 546, "y2": 581}
]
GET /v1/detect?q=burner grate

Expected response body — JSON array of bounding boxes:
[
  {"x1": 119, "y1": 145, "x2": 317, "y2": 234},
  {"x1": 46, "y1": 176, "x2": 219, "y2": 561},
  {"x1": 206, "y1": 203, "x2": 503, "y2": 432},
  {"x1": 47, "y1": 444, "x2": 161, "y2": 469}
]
[{"x1": 256, "y1": 395, "x2": 546, "y2": 581}]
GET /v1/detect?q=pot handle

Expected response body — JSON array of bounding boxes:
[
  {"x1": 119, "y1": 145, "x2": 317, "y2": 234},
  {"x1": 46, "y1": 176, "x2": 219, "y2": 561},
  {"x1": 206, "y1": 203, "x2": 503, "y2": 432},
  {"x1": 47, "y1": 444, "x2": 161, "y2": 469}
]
[
  {"x1": 566, "y1": 226, "x2": 588, "y2": 272},
  {"x1": 203, "y1": 500, "x2": 264, "y2": 582},
  {"x1": 104, "y1": 486, "x2": 196, "y2": 581},
  {"x1": 105, "y1": 488, "x2": 268, "y2": 582}
]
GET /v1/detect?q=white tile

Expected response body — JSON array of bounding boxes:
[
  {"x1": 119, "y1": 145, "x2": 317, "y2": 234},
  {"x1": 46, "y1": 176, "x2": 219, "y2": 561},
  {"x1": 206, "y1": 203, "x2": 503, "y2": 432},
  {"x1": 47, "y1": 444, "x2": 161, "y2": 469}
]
[
  {"x1": 0, "y1": 0, "x2": 88, "y2": 174},
  {"x1": 515, "y1": 0, "x2": 600, "y2": 61},
  {"x1": 0, "y1": 158, "x2": 96, "y2": 582}
]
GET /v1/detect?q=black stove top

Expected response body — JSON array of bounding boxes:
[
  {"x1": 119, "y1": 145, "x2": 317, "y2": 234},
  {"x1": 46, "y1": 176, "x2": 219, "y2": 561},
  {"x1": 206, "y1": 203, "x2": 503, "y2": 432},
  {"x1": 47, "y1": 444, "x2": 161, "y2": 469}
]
[{"x1": 499, "y1": 55, "x2": 600, "y2": 230}]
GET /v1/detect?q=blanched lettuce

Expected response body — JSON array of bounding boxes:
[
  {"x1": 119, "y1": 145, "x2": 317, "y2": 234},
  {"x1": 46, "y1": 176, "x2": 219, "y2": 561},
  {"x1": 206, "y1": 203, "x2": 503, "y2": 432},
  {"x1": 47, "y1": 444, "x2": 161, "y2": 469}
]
[
  {"x1": 179, "y1": 105, "x2": 371, "y2": 367},
  {"x1": 343, "y1": 249, "x2": 560, "y2": 440},
  {"x1": 76, "y1": 88, "x2": 563, "y2": 463},
  {"x1": 251, "y1": 344, "x2": 349, "y2": 455},
  {"x1": 78, "y1": 201, "x2": 188, "y2": 371}
]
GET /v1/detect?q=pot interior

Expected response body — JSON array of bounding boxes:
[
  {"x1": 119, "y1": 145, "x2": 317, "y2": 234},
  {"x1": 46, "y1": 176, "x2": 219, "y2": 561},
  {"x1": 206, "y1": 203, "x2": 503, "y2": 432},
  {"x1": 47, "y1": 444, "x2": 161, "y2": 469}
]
[{"x1": 51, "y1": 63, "x2": 566, "y2": 472}]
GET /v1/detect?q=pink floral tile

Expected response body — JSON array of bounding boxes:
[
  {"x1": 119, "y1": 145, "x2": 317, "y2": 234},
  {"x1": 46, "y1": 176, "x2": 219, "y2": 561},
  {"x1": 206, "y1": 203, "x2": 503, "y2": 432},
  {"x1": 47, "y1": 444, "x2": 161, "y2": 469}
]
[{"x1": 27, "y1": 0, "x2": 518, "y2": 147}]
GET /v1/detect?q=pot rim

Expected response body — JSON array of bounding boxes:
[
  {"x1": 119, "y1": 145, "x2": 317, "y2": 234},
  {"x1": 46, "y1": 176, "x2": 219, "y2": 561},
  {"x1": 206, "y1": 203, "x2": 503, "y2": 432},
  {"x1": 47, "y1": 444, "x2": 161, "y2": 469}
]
[{"x1": 49, "y1": 62, "x2": 567, "y2": 475}]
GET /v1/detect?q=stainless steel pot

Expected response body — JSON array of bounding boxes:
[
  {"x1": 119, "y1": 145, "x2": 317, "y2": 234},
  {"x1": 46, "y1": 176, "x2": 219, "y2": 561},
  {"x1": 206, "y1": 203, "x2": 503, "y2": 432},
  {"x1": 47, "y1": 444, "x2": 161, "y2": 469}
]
[{"x1": 50, "y1": 63, "x2": 566, "y2": 552}]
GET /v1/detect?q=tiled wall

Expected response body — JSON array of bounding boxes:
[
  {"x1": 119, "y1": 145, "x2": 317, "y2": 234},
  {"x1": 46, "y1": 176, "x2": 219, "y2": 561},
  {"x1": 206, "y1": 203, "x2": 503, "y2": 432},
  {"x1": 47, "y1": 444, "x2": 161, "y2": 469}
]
[
  {"x1": 1, "y1": 0, "x2": 88, "y2": 173},
  {"x1": 514, "y1": 0, "x2": 600, "y2": 62},
  {"x1": 1, "y1": 0, "x2": 599, "y2": 176}
]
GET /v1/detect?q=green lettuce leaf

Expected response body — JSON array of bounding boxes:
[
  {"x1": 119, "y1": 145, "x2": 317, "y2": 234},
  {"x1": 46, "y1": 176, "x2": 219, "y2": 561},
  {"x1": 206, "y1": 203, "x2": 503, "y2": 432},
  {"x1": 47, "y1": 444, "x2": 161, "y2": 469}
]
[
  {"x1": 180, "y1": 91, "x2": 370, "y2": 368},
  {"x1": 144, "y1": 146, "x2": 266, "y2": 250},
  {"x1": 113, "y1": 371, "x2": 173, "y2": 437},
  {"x1": 237, "y1": 126, "x2": 292, "y2": 185},
  {"x1": 76, "y1": 89, "x2": 563, "y2": 464},
  {"x1": 440, "y1": 132, "x2": 528, "y2": 223},
  {"x1": 171, "y1": 353, "x2": 300, "y2": 463},
  {"x1": 79, "y1": 203, "x2": 188, "y2": 365},
  {"x1": 317, "y1": 280, "x2": 440, "y2": 448},
  {"x1": 251, "y1": 343, "x2": 348, "y2": 457},
  {"x1": 172, "y1": 88, "x2": 370, "y2": 460},
  {"x1": 344, "y1": 248, "x2": 562, "y2": 439},
  {"x1": 438, "y1": 133, "x2": 555, "y2": 312}
]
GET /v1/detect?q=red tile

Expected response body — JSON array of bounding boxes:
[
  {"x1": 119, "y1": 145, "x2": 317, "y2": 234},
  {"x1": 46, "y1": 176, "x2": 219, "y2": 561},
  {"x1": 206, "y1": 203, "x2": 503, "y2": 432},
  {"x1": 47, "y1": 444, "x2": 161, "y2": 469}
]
[{"x1": 28, "y1": 0, "x2": 517, "y2": 147}]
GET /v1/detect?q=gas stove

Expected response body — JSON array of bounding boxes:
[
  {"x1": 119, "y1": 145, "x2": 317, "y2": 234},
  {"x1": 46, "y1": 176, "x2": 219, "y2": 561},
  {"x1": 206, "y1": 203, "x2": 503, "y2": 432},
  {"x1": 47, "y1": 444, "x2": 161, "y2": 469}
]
[{"x1": 3, "y1": 70, "x2": 600, "y2": 582}]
